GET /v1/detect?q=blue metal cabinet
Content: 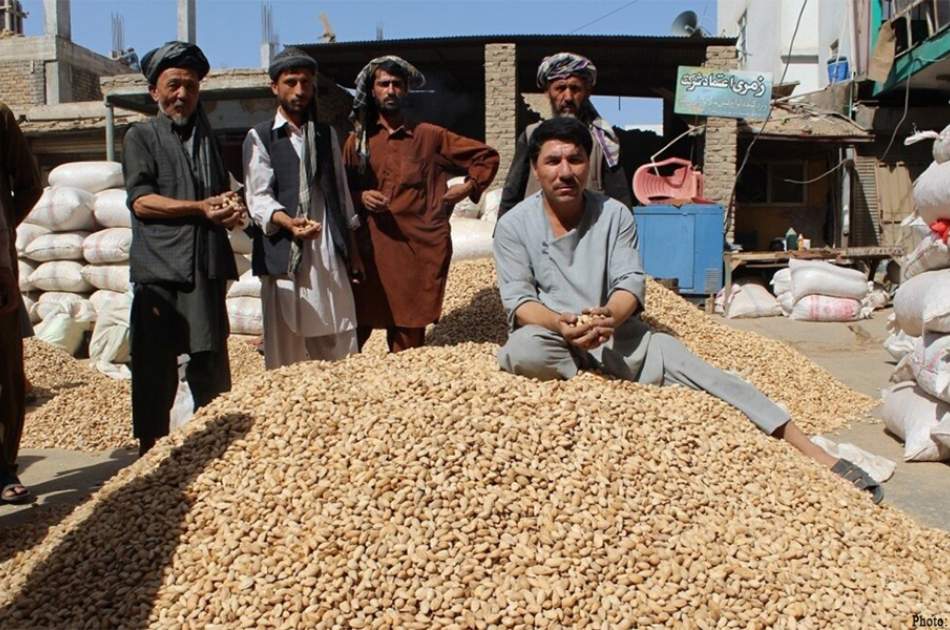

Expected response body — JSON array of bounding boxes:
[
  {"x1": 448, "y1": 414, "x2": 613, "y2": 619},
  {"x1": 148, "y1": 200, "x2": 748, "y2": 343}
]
[{"x1": 632, "y1": 204, "x2": 724, "y2": 295}]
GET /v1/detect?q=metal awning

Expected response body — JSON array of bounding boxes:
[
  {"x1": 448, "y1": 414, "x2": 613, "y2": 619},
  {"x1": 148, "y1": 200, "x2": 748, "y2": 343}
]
[{"x1": 738, "y1": 102, "x2": 873, "y2": 143}]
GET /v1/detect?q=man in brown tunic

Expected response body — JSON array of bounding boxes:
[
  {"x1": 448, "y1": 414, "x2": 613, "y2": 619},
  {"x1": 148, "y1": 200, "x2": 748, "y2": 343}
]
[
  {"x1": 0, "y1": 102, "x2": 43, "y2": 503},
  {"x1": 343, "y1": 56, "x2": 499, "y2": 352}
]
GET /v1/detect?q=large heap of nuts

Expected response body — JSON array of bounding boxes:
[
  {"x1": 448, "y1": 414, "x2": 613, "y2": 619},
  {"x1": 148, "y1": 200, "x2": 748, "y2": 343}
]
[
  {"x1": 21, "y1": 337, "x2": 263, "y2": 452},
  {"x1": 21, "y1": 339, "x2": 133, "y2": 451},
  {"x1": 0, "y1": 340, "x2": 946, "y2": 628},
  {"x1": 20, "y1": 258, "x2": 871, "y2": 453}
]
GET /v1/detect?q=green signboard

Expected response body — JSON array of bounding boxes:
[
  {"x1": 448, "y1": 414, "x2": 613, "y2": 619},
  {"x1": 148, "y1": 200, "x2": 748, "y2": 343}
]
[{"x1": 674, "y1": 66, "x2": 773, "y2": 120}]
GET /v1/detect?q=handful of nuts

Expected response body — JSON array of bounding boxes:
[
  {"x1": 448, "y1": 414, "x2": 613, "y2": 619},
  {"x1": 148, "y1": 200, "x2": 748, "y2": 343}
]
[
  {"x1": 569, "y1": 312, "x2": 607, "y2": 327},
  {"x1": 211, "y1": 192, "x2": 243, "y2": 211}
]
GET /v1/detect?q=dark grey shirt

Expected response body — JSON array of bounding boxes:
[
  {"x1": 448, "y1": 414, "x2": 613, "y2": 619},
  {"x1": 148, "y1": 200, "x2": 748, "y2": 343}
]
[{"x1": 122, "y1": 113, "x2": 237, "y2": 286}]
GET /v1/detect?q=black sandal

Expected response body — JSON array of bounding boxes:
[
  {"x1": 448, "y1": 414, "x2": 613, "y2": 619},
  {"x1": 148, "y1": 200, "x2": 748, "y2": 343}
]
[
  {"x1": 0, "y1": 471, "x2": 32, "y2": 505},
  {"x1": 831, "y1": 458, "x2": 884, "y2": 505}
]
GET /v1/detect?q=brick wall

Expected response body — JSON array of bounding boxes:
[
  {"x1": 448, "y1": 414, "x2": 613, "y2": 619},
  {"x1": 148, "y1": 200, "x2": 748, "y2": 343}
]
[
  {"x1": 702, "y1": 45, "x2": 739, "y2": 239},
  {"x1": 69, "y1": 63, "x2": 102, "y2": 101},
  {"x1": 484, "y1": 43, "x2": 517, "y2": 190},
  {"x1": 0, "y1": 60, "x2": 45, "y2": 114}
]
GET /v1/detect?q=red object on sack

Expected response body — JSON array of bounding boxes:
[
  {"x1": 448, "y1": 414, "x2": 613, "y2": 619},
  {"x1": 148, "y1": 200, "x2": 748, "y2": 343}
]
[
  {"x1": 931, "y1": 219, "x2": 950, "y2": 243},
  {"x1": 632, "y1": 157, "x2": 708, "y2": 206}
]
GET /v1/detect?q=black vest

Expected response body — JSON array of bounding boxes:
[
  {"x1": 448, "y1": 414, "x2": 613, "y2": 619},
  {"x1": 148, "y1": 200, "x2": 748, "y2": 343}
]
[{"x1": 249, "y1": 119, "x2": 349, "y2": 277}]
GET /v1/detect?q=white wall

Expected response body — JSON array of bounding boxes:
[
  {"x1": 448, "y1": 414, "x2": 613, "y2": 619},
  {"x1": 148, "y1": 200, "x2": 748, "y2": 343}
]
[{"x1": 717, "y1": 0, "x2": 852, "y2": 95}]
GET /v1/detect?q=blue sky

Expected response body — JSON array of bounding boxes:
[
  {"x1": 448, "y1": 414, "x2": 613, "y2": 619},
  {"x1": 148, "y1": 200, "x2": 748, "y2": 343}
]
[{"x1": 21, "y1": 0, "x2": 717, "y2": 125}]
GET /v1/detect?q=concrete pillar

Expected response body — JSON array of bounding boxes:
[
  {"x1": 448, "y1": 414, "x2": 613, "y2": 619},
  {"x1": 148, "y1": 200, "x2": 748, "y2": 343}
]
[
  {"x1": 178, "y1": 0, "x2": 196, "y2": 44},
  {"x1": 702, "y1": 45, "x2": 739, "y2": 241},
  {"x1": 484, "y1": 43, "x2": 517, "y2": 190},
  {"x1": 4, "y1": 0, "x2": 13, "y2": 33},
  {"x1": 260, "y1": 42, "x2": 275, "y2": 70},
  {"x1": 44, "y1": 60, "x2": 71, "y2": 104},
  {"x1": 43, "y1": 0, "x2": 70, "y2": 40}
]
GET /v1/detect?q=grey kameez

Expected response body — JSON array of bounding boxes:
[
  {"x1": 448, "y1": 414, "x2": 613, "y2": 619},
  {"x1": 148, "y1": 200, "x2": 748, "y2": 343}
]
[{"x1": 493, "y1": 192, "x2": 790, "y2": 435}]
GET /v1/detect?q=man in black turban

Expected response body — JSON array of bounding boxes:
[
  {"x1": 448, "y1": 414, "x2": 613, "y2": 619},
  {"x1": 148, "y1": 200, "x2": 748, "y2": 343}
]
[
  {"x1": 241, "y1": 46, "x2": 364, "y2": 369},
  {"x1": 122, "y1": 41, "x2": 245, "y2": 455}
]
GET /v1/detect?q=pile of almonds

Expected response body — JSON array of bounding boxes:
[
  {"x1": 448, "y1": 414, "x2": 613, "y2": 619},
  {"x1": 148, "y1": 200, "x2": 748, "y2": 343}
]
[
  {"x1": 20, "y1": 258, "x2": 872, "y2": 452},
  {"x1": 21, "y1": 340, "x2": 133, "y2": 451},
  {"x1": 0, "y1": 338, "x2": 945, "y2": 628},
  {"x1": 21, "y1": 337, "x2": 263, "y2": 452}
]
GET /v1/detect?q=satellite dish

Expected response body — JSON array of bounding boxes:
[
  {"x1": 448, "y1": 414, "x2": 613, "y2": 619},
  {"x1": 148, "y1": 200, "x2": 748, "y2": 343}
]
[{"x1": 671, "y1": 10, "x2": 700, "y2": 37}]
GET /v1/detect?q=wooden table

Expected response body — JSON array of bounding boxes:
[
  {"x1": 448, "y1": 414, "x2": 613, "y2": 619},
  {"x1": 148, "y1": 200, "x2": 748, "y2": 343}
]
[{"x1": 723, "y1": 246, "x2": 904, "y2": 297}]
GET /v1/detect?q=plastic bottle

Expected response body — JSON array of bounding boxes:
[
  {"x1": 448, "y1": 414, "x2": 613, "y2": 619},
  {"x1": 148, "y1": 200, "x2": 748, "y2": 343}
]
[{"x1": 785, "y1": 227, "x2": 798, "y2": 251}]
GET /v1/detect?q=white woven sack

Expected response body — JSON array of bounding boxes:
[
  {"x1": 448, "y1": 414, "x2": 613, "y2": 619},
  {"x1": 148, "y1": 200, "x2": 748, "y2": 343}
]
[
  {"x1": 15, "y1": 223, "x2": 49, "y2": 256},
  {"x1": 21, "y1": 293, "x2": 39, "y2": 324},
  {"x1": 480, "y1": 188, "x2": 502, "y2": 224},
  {"x1": 89, "y1": 291, "x2": 132, "y2": 366},
  {"x1": 83, "y1": 228, "x2": 132, "y2": 264},
  {"x1": 893, "y1": 269, "x2": 950, "y2": 336},
  {"x1": 883, "y1": 329, "x2": 917, "y2": 362},
  {"x1": 720, "y1": 283, "x2": 782, "y2": 319},
  {"x1": 24, "y1": 231, "x2": 89, "y2": 262},
  {"x1": 29, "y1": 260, "x2": 92, "y2": 292},
  {"x1": 48, "y1": 161, "x2": 123, "y2": 194},
  {"x1": 35, "y1": 291, "x2": 95, "y2": 322},
  {"x1": 18, "y1": 259, "x2": 35, "y2": 292},
  {"x1": 880, "y1": 381, "x2": 950, "y2": 461},
  {"x1": 770, "y1": 268, "x2": 791, "y2": 296},
  {"x1": 934, "y1": 415, "x2": 950, "y2": 450},
  {"x1": 80, "y1": 264, "x2": 131, "y2": 293},
  {"x1": 234, "y1": 253, "x2": 252, "y2": 277},
  {"x1": 227, "y1": 297, "x2": 262, "y2": 335},
  {"x1": 93, "y1": 189, "x2": 132, "y2": 228},
  {"x1": 90, "y1": 290, "x2": 131, "y2": 315},
  {"x1": 448, "y1": 176, "x2": 481, "y2": 219},
  {"x1": 789, "y1": 258, "x2": 869, "y2": 302},
  {"x1": 27, "y1": 187, "x2": 97, "y2": 232},
  {"x1": 912, "y1": 160, "x2": 950, "y2": 225},
  {"x1": 451, "y1": 217, "x2": 494, "y2": 261},
  {"x1": 776, "y1": 291, "x2": 794, "y2": 314},
  {"x1": 227, "y1": 270, "x2": 261, "y2": 298},
  {"x1": 228, "y1": 227, "x2": 253, "y2": 255},
  {"x1": 789, "y1": 294, "x2": 870, "y2": 322},
  {"x1": 901, "y1": 232, "x2": 950, "y2": 281},
  {"x1": 905, "y1": 332, "x2": 950, "y2": 404}
]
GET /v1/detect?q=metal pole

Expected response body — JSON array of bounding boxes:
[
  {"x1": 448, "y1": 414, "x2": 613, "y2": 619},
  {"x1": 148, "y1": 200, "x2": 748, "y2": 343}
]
[{"x1": 105, "y1": 102, "x2": 115, "y2": 162}]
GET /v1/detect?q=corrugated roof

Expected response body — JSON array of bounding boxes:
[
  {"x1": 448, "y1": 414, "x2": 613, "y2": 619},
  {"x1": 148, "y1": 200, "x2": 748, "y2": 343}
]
[{"x1": 739, "y1": 102, "x2": 872, "y2": 142}]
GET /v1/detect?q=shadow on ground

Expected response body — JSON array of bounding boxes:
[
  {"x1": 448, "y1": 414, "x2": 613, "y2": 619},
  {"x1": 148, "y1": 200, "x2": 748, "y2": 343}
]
[
  {"x1": 0, "y1": 413, "x2": 253, "y2": 627},
  {"x1": 427, "y1": 287, "x2": 508, "y2": 347}
]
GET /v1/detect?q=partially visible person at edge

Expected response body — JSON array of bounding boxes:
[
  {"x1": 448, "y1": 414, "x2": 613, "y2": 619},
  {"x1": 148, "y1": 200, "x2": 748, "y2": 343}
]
[
  {"x1": 499, "y1": 52, "x2": 632, "y2": 218},
  {"x1": 122, "y1": 41, "x2": 245, "y2": 456},
  {"x1": 494, "y1": 117, "x2": 883, "y2": 504},
  {"x1": 342, "y1": 55, "x2": 499, "y2": 353},
  {"x1": 244, "y1": 47, "x2": 364, "y2": 369},
  {"x1": 0, "y1": 101, "x2": 43, "y2": 503}
]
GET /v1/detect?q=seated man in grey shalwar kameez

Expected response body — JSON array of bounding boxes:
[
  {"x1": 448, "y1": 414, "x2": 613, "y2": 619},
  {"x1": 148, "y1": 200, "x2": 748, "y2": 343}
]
[{"x1": 493, "y1": 117, "x2": 883, "y2": 503}]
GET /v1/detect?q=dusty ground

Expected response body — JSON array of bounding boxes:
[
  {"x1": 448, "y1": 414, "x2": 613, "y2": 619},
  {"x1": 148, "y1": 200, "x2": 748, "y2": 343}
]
[{"x1": 2, "y1": 308, "x2": 947, "y2": 540}]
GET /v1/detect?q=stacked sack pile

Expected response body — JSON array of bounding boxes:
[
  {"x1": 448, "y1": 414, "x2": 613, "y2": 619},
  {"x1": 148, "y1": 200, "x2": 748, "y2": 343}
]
[
  {"x1": 16, "y1": 162, "x2": 132, "y2": 371},
  {"x1": 16, "y1": 161, "x2": 256, "y2": 372},
  {"x1": 880, "y1": 149, "x2": 950, "y2": 462},
  {"x1": 769, "y1": 259, "x2": 874, "y2": 322}
]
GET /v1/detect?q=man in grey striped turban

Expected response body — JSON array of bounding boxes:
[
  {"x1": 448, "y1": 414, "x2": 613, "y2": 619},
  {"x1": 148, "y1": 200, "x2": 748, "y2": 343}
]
[{"x1": 499, "y1": 52, "x2": 632, "y2": 218}]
